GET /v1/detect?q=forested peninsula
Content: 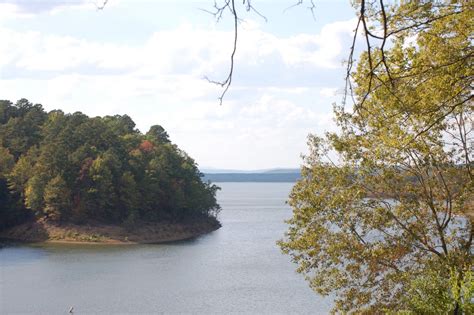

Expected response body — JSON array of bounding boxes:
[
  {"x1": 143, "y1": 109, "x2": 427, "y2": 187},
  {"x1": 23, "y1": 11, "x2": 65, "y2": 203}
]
[{"x1": 0, "y1": 99, "x2": 221, "y2": 243}]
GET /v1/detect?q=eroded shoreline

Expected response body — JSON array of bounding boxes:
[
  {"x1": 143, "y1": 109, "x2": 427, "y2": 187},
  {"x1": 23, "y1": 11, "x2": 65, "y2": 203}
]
[{"x1": 0, "y1": 217, "x2": 221, "y2": 245}]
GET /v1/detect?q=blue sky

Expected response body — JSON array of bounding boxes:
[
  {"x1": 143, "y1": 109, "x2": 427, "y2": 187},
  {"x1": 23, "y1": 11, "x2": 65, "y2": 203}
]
[{"x1": 0, "y1": 0, "x2": 359, "y2": 170}]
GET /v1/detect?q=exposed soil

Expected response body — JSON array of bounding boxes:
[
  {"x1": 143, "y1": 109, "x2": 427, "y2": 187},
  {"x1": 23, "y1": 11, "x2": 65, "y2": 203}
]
[{"x1": 0, "y1": 217, "x2": 221, "y2": 244}]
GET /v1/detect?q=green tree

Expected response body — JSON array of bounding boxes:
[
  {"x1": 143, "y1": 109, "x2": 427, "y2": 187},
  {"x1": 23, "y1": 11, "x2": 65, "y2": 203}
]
[
  {"x1": 279, "y1": 1, "x2": 473, "y2": 313},
  {"x1": 24, "y1": 174, "x2": 48, "y2": 213},
  {"x1": 0, "y1": 146, "x2": 14, "y2": 176},
  {"x1": 7, "y1": 147, "x2": 39, "y2": 197},
  {"x1": 118, "y1": 171, "x2": 140, "y2": 220},
  {"x1": 0, "y1": 100, "x2": 17, "y2": 125},
  {"x1": 0, "y1": 99, "x2": 46, "y2": 158},
  {"x1": 44, "y1": 175, "x2": 71, "y2": 222},
  {"x1": 399, "y1": 267, "x2": 474, "y2": 314},
  {"x1": 0, "y1": 146, "x2": 26, "y2": 230},
  {"x1": 146, "y1": 125, "x2": 170, "y2": 144},
  {"x1": 87, "y1": 155, "x2": 118, "y2": 221},
  {"x1": 1, "y1": 98, "x2": 220, "y2": 230},
  {"x1": 103, "y1": 114, "x2": 137, "y2": 136}
]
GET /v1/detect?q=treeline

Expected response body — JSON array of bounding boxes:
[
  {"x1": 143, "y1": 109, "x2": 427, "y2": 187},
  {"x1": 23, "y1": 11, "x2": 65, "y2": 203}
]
[{"x1": 0, "y1": 99, "x2": 220, "y2": 230}]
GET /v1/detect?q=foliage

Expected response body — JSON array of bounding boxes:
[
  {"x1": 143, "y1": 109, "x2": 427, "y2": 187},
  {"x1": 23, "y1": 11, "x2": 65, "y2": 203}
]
[
  {"x1": 399, "y1": 267, "x2": 474, "y2": 314},
  {"x1": 0, "y1": 146, "x2": 14, "y2": 176},
  {"x1": 43, "y1": 175, "x2": 71, "y2": 222},
  {"x1": 279, "y1": 1, "x2": 473, "y2": 313},
  {"x1": 0, "y1": 99, "x2": 220, "y2": 229},
  {"x1": 0, "y1": 145, "x2": 29, "y2": 230}
]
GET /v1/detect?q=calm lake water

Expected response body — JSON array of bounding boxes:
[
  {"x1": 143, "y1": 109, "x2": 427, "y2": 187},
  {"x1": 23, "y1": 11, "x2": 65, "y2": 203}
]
[{"x1": 0, "y1": 182, "x2": 332, "y2": 314}]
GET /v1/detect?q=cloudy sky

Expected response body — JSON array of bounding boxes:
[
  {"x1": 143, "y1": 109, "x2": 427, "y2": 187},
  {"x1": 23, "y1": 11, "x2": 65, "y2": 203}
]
[{"x1": 0, "y1": 0, "x2": 359, "y2": 170}]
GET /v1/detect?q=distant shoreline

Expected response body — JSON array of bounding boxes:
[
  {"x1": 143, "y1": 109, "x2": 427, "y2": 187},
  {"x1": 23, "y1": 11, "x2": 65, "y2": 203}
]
[
  {"x1": 0, "y1": 217, "x2": 221, "y2": 245},
  {"x1": 202, "y1": 172, "x2": 300, "y2": 183}
]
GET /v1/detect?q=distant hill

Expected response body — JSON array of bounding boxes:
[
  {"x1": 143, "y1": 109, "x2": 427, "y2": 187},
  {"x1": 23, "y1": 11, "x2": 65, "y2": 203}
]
[
  {"x1": 261, "y1": 168, "x2": 300, "y2": 174},
  {"x1": 200, "y1": 167, "x2": 300, "y2": 174},
  {"x1": 202, "y1": 169, "x2": 301, "y2": 183}
]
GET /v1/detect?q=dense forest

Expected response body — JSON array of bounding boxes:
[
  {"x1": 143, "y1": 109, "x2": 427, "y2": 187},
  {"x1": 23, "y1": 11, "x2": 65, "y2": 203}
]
[{"x1": 0, "y1": 99, "x2": 220, "y2": 231}]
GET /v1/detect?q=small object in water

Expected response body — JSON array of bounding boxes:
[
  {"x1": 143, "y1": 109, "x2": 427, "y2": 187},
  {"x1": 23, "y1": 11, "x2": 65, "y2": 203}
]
[{"x1": 69, "y1": 306, "x2": 74, "y2": 313}]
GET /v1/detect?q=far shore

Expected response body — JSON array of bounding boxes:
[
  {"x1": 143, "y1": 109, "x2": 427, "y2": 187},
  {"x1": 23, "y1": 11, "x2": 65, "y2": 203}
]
[{"x1": 0, "y1": 217, "x2": 221, "y2": 245}]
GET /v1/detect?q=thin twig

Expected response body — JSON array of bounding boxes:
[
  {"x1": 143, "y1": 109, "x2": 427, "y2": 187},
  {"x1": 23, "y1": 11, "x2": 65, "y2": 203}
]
[
  {"x1": 96, "y1": 0, "x2": 108, "y2": 10},
  {"x1": 203, "y1": 0, "x2": 238, "y2": 105}
]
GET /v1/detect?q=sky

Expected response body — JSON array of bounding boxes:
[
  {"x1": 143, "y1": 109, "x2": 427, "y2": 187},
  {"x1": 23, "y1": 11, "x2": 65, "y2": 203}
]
[{"x1": 0, "y1": 0, "x2": 359, "y2": 170}]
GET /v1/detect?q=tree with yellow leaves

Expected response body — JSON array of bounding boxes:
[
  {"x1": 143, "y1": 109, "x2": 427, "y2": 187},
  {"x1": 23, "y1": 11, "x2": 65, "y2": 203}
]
[{"x1": 279, "y1": 1, "x2": 473, "y2": 313}]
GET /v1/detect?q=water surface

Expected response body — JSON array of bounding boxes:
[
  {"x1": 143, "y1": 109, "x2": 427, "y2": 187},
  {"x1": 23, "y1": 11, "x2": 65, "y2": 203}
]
[{"x1": 1, "y1": 182, "x2": 332, "y2": 314}]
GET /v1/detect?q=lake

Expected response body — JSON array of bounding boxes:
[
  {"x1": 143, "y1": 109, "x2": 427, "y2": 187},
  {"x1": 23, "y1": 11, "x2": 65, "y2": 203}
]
[{"x1": 0, "y1": 182, "x2": 332, "y2": 314}]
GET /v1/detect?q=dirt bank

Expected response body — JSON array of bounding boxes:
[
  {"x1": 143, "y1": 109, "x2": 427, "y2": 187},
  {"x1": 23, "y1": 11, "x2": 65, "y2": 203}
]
[{"x1": 0, "y1": 217, "x2": 221, "y2": 244}]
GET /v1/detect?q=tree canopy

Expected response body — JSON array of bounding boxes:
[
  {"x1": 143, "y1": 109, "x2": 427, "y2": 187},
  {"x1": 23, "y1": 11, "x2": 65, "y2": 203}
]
[
  {"x1": 278, "y1": 1, "x2": 473, "y2": 313},
  {"x1": 0, "y1": 99, "x2": 220, "y2": 230}
]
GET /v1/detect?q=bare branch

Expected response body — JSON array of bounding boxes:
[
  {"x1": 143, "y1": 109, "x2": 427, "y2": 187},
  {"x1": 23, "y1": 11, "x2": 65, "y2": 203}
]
[
  {"x1": 343, "y1": 16, "x2": 362, "y2": 108},
  {"x1": 96, "y1": 0, "x2": 109, "y2": 10},
  {"x1": 202, "y1": 0, "x2": 238, "y2": 105},
  {"x1": 243, "y1": 0, "x2": 268, "y2": 23},
  {"x1": 284, "y1": 0, "x2": 317, "y2": 20}
]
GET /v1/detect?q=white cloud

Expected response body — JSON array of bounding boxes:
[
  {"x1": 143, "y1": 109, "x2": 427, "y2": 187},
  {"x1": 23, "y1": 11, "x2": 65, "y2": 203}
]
[
  {"x1": 165, "y1": 94, "x2": 334, "y2": 169},
  {"x1": 0, "y1": 3, "x2": 33, "y2": 21},
  {"x1": 235, "y1": 18, "x2": 357, "y2": 69},
  {"x1": 0, "y1": 16, "x2": 358, "y2": 78},
  {"x1": 319, "y1": 87, "x2": 338, "y2": 98},
  {"x1": 0, "y1": 16, "x2": 357, "y2": 168}
]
